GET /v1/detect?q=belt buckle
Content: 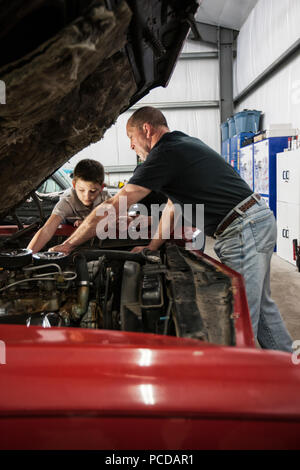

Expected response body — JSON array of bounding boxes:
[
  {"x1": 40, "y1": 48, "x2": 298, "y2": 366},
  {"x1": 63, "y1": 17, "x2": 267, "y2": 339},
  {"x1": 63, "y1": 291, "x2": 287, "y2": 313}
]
[
  {"x1": 251, "y1": 193, "x2": 260, "y2": 203},
  {"x1": 233, "y1": 206, "x2": 246, "y2": 216}
]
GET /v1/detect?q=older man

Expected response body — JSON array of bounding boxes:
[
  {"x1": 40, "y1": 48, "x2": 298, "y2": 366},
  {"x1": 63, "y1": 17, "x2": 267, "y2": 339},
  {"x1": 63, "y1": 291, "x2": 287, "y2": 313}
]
[{"x1": 50, "y1": 106, "x2": 292, "y2": 352}]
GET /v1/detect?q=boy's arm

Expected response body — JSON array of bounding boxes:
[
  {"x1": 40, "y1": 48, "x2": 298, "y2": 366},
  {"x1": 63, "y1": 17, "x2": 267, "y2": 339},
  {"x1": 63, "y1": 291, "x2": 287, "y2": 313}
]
[
  {"x1": 27, "y1": 214, "x2": 63, "y2": 253},
  {"x1": 49, "y1": 184, "x2": 151, "y2": 254}
]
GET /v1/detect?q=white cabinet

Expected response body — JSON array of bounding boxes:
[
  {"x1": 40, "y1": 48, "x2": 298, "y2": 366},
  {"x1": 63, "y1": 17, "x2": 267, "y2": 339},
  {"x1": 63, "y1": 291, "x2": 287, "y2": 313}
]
[
  {"x1": 277, "y1": 149, "x2": 300, "y2": 204},
  {"x1": 253, "y1": 137, "x2": 289, "y2": 218},
  {"x1": 276, "y1": 202, "x2": 300, "y2": 265},
  {"x1": 276, "y1": 148, "x2": 300, "y2": 264}
]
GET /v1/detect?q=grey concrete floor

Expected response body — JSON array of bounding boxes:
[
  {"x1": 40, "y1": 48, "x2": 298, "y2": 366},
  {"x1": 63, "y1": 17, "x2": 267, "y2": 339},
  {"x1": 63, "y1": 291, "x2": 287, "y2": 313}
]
[{"x1": 205, "y1": 236, "x2": 300, "y2": 342}]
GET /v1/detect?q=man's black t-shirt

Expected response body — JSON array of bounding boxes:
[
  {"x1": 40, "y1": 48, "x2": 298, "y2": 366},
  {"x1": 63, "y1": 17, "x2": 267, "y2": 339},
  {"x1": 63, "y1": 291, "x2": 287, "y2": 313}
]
[
  {"x1": 128, "y1": 131, "x2": 252, "y2": 236},
  {"x1": 132, "y1": 165, "x2": 167, "y2": 211}
]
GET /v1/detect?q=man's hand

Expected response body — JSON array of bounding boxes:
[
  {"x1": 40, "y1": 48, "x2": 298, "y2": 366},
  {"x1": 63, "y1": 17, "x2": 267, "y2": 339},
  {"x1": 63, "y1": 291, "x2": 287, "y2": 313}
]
[
  {"x1": 130, "y1": 199, "x2": 174, "y2": 254},
  {"x1": 131, "y1": 245, "x2": 150, "y2": 253},
  {"x1": 49, "y1": 241, "x2": 74, "y2": 255}
]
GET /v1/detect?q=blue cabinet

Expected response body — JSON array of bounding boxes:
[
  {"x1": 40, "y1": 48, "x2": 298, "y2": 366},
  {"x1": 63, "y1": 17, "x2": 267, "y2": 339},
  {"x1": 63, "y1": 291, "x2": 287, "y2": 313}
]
[
  {"x1": 253, "y1": 137, "x2": 289, "y2": 217},
  {"x1": 221, "y1": 138, "x2": 230, "y2": 164}
]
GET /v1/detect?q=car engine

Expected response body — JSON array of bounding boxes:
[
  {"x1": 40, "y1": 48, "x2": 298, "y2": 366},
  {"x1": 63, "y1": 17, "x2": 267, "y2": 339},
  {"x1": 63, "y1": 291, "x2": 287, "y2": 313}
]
[{"x1": 0, "y1": 244, "x2": 235, "y2": 345}]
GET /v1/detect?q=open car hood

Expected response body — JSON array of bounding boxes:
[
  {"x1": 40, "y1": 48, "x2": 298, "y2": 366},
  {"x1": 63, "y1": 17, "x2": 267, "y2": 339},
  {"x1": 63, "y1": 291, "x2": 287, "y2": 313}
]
[{"x1": 0, "y1": 0, "x2": 199, "y2": 218}]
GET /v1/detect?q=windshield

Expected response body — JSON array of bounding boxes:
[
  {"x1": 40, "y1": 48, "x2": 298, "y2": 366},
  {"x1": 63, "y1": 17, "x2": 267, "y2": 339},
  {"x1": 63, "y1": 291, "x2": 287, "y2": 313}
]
[
  {"x1": 37, "y1": 169, "x2": 72, "y2": 194},
  {"x1": 57, "y1": 169, "x2": 72, "y2": 188}
]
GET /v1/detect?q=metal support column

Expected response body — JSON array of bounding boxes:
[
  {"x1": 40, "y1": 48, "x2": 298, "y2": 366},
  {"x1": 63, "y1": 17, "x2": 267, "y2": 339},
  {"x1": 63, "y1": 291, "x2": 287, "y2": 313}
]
[
  {"x1": 218, "y1": 27, "x2": 234, "y2": 124},
  {"x1": 189, "y1": 21, "x2": 235, "y2": 125}
]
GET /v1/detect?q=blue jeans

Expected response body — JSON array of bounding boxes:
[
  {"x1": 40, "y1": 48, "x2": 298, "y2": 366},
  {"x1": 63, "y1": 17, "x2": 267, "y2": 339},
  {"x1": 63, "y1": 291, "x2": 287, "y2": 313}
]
[{"x1": 214, "y1": 198, "x2": 293, "y2": 352}]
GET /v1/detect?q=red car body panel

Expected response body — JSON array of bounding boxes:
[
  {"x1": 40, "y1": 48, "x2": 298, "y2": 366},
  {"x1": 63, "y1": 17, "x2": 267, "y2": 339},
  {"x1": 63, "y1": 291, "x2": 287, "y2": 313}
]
[
  {"x1": 0, "y1": 224, "x2": 75, "y2": 237},
  {"x1": 0, "y1": 326, "x2": 299, "y2": 450},
  {"x1": 0, "y1": 225, "x2": 299, "y2": 449}
]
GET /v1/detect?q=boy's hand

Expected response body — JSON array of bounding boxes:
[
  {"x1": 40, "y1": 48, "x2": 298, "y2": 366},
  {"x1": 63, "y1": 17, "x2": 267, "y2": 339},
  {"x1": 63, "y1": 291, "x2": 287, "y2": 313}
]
[{"x1": 73, "y1": 219, "x2": 82, "y2": 227}]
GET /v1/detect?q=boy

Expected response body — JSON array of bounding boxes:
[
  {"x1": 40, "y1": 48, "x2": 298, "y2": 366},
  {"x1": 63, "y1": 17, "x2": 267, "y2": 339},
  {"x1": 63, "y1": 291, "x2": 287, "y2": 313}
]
[{"x1": 27, "y1": 159, "x2": 110, "y2": 253}]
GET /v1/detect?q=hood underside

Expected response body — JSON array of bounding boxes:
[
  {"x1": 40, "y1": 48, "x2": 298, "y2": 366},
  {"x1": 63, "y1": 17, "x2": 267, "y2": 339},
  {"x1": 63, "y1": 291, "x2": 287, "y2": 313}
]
[{"x1": 0, "y1": 0, "x2": 198, "y2": 218}]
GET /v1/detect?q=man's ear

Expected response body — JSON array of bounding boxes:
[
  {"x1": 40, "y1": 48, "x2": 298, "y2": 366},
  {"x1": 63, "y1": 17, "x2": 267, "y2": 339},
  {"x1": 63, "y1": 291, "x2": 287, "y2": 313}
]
[
  {"x1": 143, "y1": 122, "x2": 152, "y2": 138},
  {"x1": 72, "y1": 180, "x2": 76, "y2": 189}
]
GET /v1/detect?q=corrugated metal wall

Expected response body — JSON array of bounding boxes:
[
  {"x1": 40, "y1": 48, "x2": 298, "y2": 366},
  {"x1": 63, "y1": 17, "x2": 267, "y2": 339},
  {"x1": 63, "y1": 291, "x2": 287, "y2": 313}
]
[{"x1": 234, "y1": 0, "x2": 300, "y2": 131}]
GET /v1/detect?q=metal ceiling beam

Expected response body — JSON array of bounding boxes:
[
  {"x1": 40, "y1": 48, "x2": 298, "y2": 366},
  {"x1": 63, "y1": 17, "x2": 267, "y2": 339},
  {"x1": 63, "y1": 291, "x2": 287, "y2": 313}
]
[
  {"x1": 188, "y1": 21, "x2": 218, "y2": 45},
  {"x1": 130, "y1": 101, "x2": 219, "y2": 110},
  {"x1": 105, "y1": 165, "x2": 136, "y2": 173},
  {"x1": 179, "y1": 52, "x2": 218, "y2": 60}
]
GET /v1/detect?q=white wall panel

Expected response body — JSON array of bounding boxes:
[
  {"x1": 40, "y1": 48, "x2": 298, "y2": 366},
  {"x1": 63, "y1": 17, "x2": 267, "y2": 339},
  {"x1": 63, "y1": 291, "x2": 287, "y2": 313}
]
[
  {"x1": 235, "y1": 52, "x2": 300, "y2": 131},
  {"x1": 68, "y1": 113, "x2": 137, "y2": 171},
  {"x1": 68, "y1": 106, "x2": 220, "y2": 178},
  {"x1": 161, "y1": 109, "x2": 220, "y2": 154},
  {"x1": 118, "y1": 109, "x2": 220, "y2": 155},
  {"x1": 113, "y1": 111, "x2": 136, "y2": 166},
  {"x1": 68, "y1": 124, "x2": 118, "y2": 167},
  {"x1": 234, "y1": 0, "x2": 300, "y2": 96},
  {"x1": 182, "y1": 39, "x2": 217, "y2": 54},
  {"x1": 140, "y1": 59, "x2": 219, "y2": 103}
]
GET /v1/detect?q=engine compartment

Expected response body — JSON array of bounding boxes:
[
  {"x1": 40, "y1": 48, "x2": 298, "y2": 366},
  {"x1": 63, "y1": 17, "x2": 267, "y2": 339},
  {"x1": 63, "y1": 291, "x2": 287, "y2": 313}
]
[{"x1": 0, "y1": 243, "x2": 235, "y2": 346}]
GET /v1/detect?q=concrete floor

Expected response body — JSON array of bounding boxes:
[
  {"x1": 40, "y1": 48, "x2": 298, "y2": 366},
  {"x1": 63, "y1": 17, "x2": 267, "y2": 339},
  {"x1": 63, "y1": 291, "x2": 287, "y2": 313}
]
[{"x1": 205, "y1": 236, "x2": 300, "y2": 342}]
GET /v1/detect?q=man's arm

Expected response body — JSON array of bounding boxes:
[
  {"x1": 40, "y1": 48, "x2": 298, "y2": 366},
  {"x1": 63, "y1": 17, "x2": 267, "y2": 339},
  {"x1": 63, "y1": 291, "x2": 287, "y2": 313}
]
[
  {"x1": 132, "y1": 198, "x2": 175, "y2": 253},
  {"x1": 49, "y1": 184, "x2": 151, "y2": 254}
]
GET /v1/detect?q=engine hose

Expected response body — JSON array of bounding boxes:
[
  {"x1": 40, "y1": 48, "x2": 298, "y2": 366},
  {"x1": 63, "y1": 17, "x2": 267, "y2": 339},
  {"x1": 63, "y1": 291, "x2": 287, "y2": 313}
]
[
  {"x1": 71, "y1": 253, "x2": 90, "y2": 321},
  {"x1": 78, "y1": 249, "x2": 160, "y2": 264}
]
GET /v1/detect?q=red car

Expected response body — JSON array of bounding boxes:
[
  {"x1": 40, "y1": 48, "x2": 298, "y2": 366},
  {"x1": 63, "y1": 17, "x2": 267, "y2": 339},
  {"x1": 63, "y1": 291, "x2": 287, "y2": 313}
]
[
  {"x1": 0, "y1": 227, "x2": 299, "y2": 450},
  {"x1": 0, "y1": 0, "x2": 299, "y2": 451}
]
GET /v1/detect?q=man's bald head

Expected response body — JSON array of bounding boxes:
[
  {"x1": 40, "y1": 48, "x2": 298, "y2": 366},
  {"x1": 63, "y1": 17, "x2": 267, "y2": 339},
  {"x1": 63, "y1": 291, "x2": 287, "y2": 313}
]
[{"x1": 127, "y1": 106, "x2": 169, "y2": 130}]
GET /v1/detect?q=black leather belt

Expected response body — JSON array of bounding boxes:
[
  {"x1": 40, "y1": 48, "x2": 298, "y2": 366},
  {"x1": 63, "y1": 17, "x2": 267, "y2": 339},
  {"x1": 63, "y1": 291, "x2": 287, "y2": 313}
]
[{"x1": 214, "y1": 193, "x2": 261, "y2": 237}]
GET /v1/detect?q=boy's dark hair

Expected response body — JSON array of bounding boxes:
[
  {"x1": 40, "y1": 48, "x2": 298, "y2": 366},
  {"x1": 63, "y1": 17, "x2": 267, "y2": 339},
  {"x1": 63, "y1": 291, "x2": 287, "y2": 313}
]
[
  {"x1": 127, "y1": 106, "x2": 168, "y2": 129},
  {"x1": 73, "y1": 159, "x2": 104, "y2": 185}
]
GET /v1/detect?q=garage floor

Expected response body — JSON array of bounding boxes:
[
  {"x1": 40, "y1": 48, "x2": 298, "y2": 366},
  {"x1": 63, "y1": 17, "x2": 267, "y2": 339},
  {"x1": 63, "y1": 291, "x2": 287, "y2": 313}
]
[{"x1": 205, "y1": 236, "x2": 300, "y2": 342}]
